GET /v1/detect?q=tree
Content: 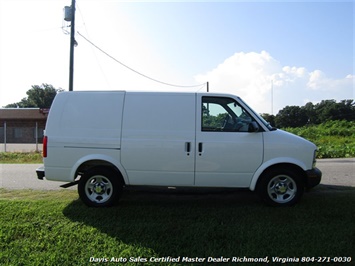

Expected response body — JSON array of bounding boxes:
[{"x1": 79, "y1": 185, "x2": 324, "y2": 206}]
[
  {"x1": 273, "y1": 99, "x2": 355, "y2": 128},
  {"x1": 302, "y1": 102, "x2": 317, "y2": 124},
  {"x1": 275, "y1": 106, "x2": 308, "y2": 128},
  {"x1": 314, "y1": 99, "x2": 355, "y2": 122},
  {"x1": 5, "y1": 84, "x2": 63, "y2": 108},
  {"x1": 314, "y1": 100, "x2": 338, "y2": 123},
  {"x1": 337, "y1": 100, "x2": 355, "y2": 121}
]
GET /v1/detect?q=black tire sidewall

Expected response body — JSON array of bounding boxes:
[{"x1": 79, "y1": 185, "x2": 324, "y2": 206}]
[
  {"x1": 78, "y1": 167, "x2": 122, "y2": 207},
  {"x1": 257, "y1": 168, "x2": 304, "y2": 206}
]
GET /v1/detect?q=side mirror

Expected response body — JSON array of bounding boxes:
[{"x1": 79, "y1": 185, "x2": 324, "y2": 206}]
[{"x1": 248, "y1": 121, "x2": 259, "y2": 132}]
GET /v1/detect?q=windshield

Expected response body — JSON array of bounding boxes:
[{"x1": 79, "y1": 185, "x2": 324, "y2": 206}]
[{"x1": 237, "y1": 97, "x2": 275, "y2": 131}]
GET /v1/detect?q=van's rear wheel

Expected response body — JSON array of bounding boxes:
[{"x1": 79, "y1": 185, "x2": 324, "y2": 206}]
[
  {"x1": 257, "y1": 168, "x2": 304, "y2": 206},
  {"x1": 78, "y1": 167, "x2": 123, "y2": 207}
]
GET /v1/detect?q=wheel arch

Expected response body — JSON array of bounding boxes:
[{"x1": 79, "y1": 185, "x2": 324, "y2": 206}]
[
  {"x1": 249, "y1": 158, "x2": 307, "y2": 191},
  {"x1": 70, "y1": 154, "x2": 128, "y2": 185}
]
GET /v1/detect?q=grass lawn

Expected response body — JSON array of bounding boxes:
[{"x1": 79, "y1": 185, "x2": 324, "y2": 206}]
[
  {"x1": 0, "y1": 187, "x2": 354, "y2": 265},
  {"x1": 0, "y1": 152, "x2": 43, "y2": 164}
]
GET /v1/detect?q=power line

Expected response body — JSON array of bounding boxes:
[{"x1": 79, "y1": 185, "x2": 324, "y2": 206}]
[{"x1": 77, "y1": 31, "x2": 207, "y2": 88}]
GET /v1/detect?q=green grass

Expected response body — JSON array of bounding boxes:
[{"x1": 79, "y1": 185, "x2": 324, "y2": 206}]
[
  {"x1": 0, "y1": 188, "x2": 354, "y2": 265},
  {"x1": 0, "y1": 152, "x2": 43, "y2": 164}
]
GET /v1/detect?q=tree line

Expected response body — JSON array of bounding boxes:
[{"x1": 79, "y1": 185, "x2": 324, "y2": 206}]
[
  {"x1": 262, "y1": 99, "x2": 355, "y2": 128},
  {"x1": 4, "y1": 84, "x2": 355, "y2": 129}
]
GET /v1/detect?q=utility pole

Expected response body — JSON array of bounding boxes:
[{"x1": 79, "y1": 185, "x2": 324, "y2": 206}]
[{"x1": 68, "y1": 0, "x2": 76, "y2": 91}]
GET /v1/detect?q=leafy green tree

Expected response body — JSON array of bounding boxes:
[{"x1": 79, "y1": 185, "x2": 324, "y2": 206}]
[
  {"x1": 313, "y1": 99, "x2": 355, "y2": 122},
  {"x1": 314, "y1": 100, "x2": 338, "y2": 123},
  {"x1": 274, "y1": 99, "x2": 355, "y2": 128},
  {"x1": 337, "y1": 100, "x2": 355, "y2": 121},
  {"x1": 302, "y1": 102, "x2": 317, "y2": 124},
  {"x1": 329, "y1": 99, "x2": 355, "y2": 121},
  {"x1": 275, "y1": 106, "x2": 309, "y2": 128},
  {"x1": 5, "y1": 84, "x2": 63, "y2": 108}
]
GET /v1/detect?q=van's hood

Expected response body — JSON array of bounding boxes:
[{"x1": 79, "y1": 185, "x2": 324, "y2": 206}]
[
  {"x1": 263, "y1": 129, "x2": 317, "y2": 170},
  {"x1": 277, "y1": 129, "x2": 316, "y2": 147}
]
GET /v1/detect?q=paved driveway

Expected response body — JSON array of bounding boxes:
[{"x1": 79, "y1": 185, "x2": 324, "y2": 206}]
[{"x1": 0, "y1": 159, "x2": 354, "y2": 190}]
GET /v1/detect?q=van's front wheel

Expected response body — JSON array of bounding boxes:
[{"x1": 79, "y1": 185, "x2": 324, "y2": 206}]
[
  {"x1": 257, "y1": 168, "x2": 304, "y2": 206},
  {"x1": 78, "y1": 167, "x2": 123, "y2": 207}
]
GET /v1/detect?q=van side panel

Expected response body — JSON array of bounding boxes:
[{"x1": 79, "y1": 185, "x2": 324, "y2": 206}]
[
  {"x1": 121, "y1": 92, "x2": 196, "y2": 186},
  {"x1": 44, "y1": 91, "x2": 125, "y2": 182}
]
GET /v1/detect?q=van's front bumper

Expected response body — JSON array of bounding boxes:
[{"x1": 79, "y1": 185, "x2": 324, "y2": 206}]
[
  {"x1": 36, "y1": 166, "x2": 45, "y2": 180},
  {"x1": 305, "y1": 167, "x2": 322, "y2": 188}
]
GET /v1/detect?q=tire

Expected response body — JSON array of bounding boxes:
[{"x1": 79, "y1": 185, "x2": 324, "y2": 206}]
[
  {"x1": 256, "y1": 168, "x2": 304, "y2": 206},
  {"x1": 78, "y1": 167, "x2": 123, "y2": 207}
]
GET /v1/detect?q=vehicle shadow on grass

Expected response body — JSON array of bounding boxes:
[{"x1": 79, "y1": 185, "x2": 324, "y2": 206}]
[{"x1": 62, "y1": 185, "x2": 355, "y2": 259}]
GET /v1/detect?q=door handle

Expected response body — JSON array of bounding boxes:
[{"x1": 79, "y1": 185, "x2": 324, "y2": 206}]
[
  {"x1": 198, "y1": 142, "x2": 203, "y2": 153},
  {"x1": 185, "y1": 142, "x2": 191, "y2": 153}
]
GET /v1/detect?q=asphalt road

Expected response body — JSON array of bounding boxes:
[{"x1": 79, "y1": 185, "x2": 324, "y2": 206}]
[{"x1": 0, "y1": 158, "x2": 354, "y2": 191}]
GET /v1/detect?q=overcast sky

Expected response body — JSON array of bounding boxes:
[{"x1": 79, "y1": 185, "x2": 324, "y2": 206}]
[{"x1": 0, "y1": 0, "x2": 353, "y2": 114}]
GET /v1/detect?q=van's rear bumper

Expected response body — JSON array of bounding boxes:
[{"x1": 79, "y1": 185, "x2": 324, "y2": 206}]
[
  {"x1": 36, "y1": 166, "x2": 45, "y2": 180},
  {"x1": 305, "y1": 167, "x2": 322, "y2": 188}
]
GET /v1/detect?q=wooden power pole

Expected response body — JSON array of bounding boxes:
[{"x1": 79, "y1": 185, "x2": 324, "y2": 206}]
[{"x1": 68, "y1": 0, "x2": 76, "y2": 91}]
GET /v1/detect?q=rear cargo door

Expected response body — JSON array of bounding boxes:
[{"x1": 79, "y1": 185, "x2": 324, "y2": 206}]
[{"x1": 121, "y1": 92, "x2": 196, "y2": 186}]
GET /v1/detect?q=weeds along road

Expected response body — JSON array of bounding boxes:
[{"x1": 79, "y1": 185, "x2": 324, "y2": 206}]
[{"x1": 0, "y1": 159, "x2": 354, "y2": 191}]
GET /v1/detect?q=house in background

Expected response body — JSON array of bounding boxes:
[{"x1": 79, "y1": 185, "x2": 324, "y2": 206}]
[{"x1": 0, "y1": 108, "x2": 48, "y2": 144}]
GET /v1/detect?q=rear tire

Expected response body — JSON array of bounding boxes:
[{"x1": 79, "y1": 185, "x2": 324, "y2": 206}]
[
  {"x1": 78, "y1": 167, "x2": 123, "y2": 207},
  {"x1": 257, "y1": 168, "x2": 304, "y2": 206}
]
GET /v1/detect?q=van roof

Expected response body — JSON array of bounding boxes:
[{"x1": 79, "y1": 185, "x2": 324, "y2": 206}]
[{"x1": 59, "y1": 90, "x2": 240, "y2": 97}]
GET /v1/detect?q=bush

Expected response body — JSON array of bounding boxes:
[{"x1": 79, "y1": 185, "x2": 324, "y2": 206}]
[{"x1": 283, "y1": 120, "x2": 355, "y2": 158}]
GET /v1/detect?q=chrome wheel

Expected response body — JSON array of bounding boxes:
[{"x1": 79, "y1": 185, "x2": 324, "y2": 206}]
[
  {"x1": 78, "y1": 167, "x2": 123, "y2": 207},
  {"x1": 267, "y1": 174, "x2": 297, "y2": 204},
  {"x1": 85, "y1": 175, "x2": 113, "y2": 204},
  {"x1": 257, "y1": 167, "x2": 304, "y2": 206}
]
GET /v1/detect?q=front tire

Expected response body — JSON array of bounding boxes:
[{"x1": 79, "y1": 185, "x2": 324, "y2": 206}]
[
  {"x1": 257, "y1": 168, "x2": 304, "y2": 206},
  {"x1": 78, "y1": 167, "x2": 123, "y2": 207}
]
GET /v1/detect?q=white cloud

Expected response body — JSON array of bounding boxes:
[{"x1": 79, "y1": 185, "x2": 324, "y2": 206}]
[
  {"x1": 195, "y1": 51, "x2": 279, "y2": 113},
  {"x1": 307, "y1": 70, "x2": 354, "y2": 92},
  {"x1": 195, "y1": 51, "x2": 354, "y2": 114},
  {"x1": 307, "y1": 70, "x2": 327, "y2": 89}
]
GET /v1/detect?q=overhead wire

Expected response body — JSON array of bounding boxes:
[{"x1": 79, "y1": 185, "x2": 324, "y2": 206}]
[{"x1": 76, "y1": 31, "x2": 207, "y2": 88}]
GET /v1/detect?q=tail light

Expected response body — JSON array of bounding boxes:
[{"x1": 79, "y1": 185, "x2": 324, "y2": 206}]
[{"x1": 43, "y1": 136, "x2": 48, "y2": 158}]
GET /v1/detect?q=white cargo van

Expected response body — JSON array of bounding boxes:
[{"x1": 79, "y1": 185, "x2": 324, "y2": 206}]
[{"x1": 36, "y1": 91, "x2": 321, "y2": 207}]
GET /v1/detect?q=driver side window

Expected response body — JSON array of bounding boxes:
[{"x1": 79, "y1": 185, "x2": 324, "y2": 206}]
[{"x1": 202, "y1": 97, "x2": 254, "y2": 132}]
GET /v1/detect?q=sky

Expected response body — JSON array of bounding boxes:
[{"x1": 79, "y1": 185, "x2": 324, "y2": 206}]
[{"x1": 0, "y1": 0, "x2": 353, "y2": 114}]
